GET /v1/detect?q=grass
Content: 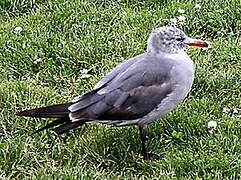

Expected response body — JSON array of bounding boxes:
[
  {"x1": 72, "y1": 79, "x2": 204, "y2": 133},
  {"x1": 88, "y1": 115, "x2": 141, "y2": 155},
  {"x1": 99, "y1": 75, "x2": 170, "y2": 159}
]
[{"x1": 0, "y1": 0, "x2": 240, "y2": 179}]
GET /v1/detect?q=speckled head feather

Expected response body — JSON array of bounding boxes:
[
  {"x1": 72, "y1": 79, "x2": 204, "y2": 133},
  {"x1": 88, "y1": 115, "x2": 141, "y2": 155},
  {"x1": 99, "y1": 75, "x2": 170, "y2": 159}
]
[{"x1": 147, "y1": 26, "x2": 187, "y2": 54}]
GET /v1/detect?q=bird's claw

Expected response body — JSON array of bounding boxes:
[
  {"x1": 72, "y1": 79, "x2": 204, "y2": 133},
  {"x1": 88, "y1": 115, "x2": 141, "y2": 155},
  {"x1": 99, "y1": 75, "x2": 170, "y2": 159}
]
[{"x1": 144, "y1": 153, "x2": 161, "y2": 161}]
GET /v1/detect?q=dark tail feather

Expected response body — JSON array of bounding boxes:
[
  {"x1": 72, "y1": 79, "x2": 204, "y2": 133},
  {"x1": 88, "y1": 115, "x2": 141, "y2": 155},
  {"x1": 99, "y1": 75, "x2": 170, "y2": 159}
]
[
  {"x1": 53, "y1": 121, "x2": 86, "y2": 135},
  {"x1": 31, "y1": 117, "x2": 69, "y2": 135},
  {"x1": 17, "y1": 102, "x2": 73, "y2": 118},
  {"x1": 18, "y1": 102, "x2": 86, "y2": 135}
]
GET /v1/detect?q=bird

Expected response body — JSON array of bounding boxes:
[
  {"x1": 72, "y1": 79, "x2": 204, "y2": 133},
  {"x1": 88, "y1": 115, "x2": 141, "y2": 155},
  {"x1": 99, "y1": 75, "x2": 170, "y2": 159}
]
[{"x1": 17, "y1": 26, "x2": 208, "y2": 160}]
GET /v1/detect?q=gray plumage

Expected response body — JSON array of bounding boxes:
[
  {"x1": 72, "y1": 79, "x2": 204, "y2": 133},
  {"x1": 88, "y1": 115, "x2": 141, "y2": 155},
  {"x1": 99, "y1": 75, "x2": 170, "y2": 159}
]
[
  {"x1": 68, "y1": 27, "x2": 195, "y2": 127},
  {"x1": 17, "y1": 26, "x2": 208, "y2": 160}
]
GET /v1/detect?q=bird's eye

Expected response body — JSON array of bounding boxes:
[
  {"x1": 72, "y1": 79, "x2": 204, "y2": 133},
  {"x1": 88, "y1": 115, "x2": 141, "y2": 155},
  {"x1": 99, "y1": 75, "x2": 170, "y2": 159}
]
[{"x1": 176, "y1": 37, "x2": 185, "y2": 41}]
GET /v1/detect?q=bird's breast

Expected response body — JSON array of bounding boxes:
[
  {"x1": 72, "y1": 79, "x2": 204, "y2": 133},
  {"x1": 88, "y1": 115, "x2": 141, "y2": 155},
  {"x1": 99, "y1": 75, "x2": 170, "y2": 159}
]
[{"x1": 137, "y1": 53, "x2": 195, "y2": 125}]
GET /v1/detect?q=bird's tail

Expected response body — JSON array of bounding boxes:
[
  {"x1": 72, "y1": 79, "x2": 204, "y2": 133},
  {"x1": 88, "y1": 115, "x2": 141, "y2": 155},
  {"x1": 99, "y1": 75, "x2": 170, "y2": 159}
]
[
  {"x1": 17, "y1": 102, "x2": 86, "y2": 135},
  {"x1": 16, "y1": 102, "x2": 73, "y2": 118}
]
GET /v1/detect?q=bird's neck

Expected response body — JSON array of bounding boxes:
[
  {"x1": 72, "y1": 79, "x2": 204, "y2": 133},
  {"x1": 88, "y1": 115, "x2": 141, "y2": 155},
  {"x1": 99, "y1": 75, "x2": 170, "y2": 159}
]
[{"x1": 147, "y1": 45, "x2": 181, "y2": 55}]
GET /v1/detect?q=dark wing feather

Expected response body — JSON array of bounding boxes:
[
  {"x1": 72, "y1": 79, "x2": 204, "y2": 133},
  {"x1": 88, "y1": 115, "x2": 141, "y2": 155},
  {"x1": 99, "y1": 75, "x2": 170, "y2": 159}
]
[
  {"x1": 99, "y1": 83, "x2": 172, "y2": 120},
  {"x1": 31, "y1": 117, "x2": 69, "y2": 135},
  {"x1": 53, "y1": 121, "x2": 86, "y2": 135},
  {"x1": 18, "y1": 54, "x2": 175, "y2": 135},
  {"x1": 17, "y1": 102, "x2": 73, "y2": 118},
  {"x1": 69, "y1": 54, "x2": 174, "y2": 121}
]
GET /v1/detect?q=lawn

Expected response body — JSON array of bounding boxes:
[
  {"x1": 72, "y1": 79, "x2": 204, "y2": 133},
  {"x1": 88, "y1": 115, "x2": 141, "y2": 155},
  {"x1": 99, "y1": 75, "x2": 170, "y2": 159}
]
[{"x1": 0, "y1": 0, "x2": 240, "y2": 179}]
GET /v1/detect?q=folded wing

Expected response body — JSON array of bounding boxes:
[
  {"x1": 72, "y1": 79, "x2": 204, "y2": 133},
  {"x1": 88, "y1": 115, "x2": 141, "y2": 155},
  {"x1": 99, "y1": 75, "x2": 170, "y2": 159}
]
[{"x1": 69, "y1": 54, "x2": 174, "y2": 122}]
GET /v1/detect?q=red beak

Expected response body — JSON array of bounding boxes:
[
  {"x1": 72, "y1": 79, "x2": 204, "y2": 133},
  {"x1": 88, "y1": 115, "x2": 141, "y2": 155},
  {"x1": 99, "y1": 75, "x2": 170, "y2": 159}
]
[{"x1": 185, "y1": 38, "x2": 209, "y2": 48}]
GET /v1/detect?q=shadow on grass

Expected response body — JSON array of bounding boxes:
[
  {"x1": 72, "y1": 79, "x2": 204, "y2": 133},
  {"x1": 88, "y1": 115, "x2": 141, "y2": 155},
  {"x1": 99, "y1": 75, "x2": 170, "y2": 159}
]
[{"x1": 51, "y1": 120, "x2": 190, "y2": 175}]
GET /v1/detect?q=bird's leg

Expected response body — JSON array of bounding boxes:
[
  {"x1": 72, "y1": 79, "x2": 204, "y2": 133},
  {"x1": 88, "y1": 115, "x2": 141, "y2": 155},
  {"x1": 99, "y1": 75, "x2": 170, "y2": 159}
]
[
  {"x1": 138, "y1": 125, "x2": 160, "y2": 161},
  {"x1": 139, "y1": 125, "x2": 148, "y2": 159}
]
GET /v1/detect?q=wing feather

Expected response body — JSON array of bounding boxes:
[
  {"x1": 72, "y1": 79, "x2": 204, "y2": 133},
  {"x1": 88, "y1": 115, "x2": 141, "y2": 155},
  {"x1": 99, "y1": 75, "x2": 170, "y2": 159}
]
[{"x1": 69, "y1": 54, "x2": 175, "y2": 121}]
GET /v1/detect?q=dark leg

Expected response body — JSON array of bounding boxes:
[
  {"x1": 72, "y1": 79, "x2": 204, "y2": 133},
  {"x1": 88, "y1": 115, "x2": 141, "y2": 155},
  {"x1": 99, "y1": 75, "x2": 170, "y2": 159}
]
[
  {"x1": 139, "y1": 125, "x2": 148, "y2": 159},
  {"x1": 138, "y1": 125, "x2": 160, "y2": 161}
]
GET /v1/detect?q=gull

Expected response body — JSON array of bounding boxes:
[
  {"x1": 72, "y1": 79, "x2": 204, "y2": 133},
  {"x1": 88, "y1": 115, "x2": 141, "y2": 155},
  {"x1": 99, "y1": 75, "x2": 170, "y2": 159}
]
[{"x1": 17, "y1": 26, "x2": 208, "y2": 160}]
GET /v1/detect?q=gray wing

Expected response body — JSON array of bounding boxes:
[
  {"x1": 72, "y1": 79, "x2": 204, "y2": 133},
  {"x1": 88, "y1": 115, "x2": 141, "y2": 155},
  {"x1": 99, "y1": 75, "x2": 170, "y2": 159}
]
[
  {"x1": 68, "y1": 54, "x2": 175, "y2": 121},
  {"x1": 70, "y1": 54, "x2": 144, "y2": 104},
  {"x1": 94, "y1": 54, "x2": 145, "y2": 90}
]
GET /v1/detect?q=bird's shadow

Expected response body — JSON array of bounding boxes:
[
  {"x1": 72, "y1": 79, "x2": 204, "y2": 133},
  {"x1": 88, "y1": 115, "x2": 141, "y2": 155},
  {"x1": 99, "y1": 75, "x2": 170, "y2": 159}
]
[
  {"x1": 32, "y1": 117, "x2": 204, "y2": 175},
  {"x1": 56, "y1": 123, "x2": 169, "y2": 169}
]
